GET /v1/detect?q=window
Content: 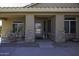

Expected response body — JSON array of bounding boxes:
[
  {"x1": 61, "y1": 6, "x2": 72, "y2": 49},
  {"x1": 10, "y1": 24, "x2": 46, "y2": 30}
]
[
  {"x1": 13, "y1": 24, "x2": 17, "y2": 33},
  {"x1": 64, "y1": 21, "x2": 69, "y2": 33},
  {"x1": 64, "y1": 16, "x2": 76, "y2": 33},
  {"x1": 12, "y1": 22, "x2": 24, "y2": 33}
]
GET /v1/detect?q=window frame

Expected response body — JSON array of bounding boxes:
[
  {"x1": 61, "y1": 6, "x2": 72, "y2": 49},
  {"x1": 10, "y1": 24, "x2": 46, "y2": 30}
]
[
  {"x1": 12, "y1": 22, "x2": 24, "y2": 33},
  {"x1": 64, "y1": 16, "x2": 76, "y2": 34}
]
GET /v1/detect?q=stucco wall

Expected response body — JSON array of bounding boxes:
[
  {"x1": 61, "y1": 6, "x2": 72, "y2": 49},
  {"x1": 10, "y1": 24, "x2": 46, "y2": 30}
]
[{"x1": 2, "y1": 18, "x2": 12, "y2": 37}]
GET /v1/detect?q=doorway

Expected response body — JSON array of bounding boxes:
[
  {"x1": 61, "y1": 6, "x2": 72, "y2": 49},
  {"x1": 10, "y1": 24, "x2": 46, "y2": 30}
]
[{"x1": 35, "y1": 17, "x2": 52, "y2": 40}]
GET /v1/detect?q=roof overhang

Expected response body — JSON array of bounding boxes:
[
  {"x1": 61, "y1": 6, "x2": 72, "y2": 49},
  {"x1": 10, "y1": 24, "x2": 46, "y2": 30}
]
[{"x1": 0, "y1": 8, "x2": 79, "y2": 12}]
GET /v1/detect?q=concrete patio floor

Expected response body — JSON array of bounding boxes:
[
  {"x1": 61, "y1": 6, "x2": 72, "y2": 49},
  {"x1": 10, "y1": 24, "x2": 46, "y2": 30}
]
[{"x1": 0, "y1": 40, "x2": 79, "y2": 56}]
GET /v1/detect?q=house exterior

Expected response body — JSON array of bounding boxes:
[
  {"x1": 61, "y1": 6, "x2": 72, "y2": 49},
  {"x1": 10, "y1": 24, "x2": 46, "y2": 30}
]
[{"x1": 0, "y1": 3, "x2": 79, "y2": 43}]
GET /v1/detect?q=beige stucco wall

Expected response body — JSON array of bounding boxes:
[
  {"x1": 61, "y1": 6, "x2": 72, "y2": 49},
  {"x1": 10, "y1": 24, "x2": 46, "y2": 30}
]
[
  {"x1": 1, "y1": 16, "x2": 25, "y2": 38},
  {"x1": 2, "y1": 18, "x2": 12, "y2": 37}
]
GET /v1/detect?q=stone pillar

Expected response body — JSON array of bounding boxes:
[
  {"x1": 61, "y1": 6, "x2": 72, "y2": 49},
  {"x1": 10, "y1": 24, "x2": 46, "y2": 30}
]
[
  {"x1": 55, "y1": 15, "x2": 65, "y2": 42},
  {"x1": 25, "y1": 15, "x2": 35, "y2": 42},
  {"x1": 76, "y1": 16, "x2": 79, "y2": 38}
]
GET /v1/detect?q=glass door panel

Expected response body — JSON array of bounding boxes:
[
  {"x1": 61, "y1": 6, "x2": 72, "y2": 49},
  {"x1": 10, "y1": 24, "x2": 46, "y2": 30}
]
[{"x1": 35, "y1": 22, "x2": 43, "y2": 39}]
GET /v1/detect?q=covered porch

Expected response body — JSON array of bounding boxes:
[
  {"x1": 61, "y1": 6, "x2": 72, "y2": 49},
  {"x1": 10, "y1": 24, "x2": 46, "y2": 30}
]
[{"x1": 0, "y1": 13, "x2": 79, "y2": 43}]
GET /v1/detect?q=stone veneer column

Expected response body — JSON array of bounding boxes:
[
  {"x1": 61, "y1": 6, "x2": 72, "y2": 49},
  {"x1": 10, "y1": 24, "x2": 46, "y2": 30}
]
[
  {"x1": 76, "y1": 16, "x2": 79, "y2": 38},
  {"x1": 25, "y1": 15, "x2": 35, "y2": 42},
  {"x1": 55, "y1": 15, "x2": 65, "y2": 42}
]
